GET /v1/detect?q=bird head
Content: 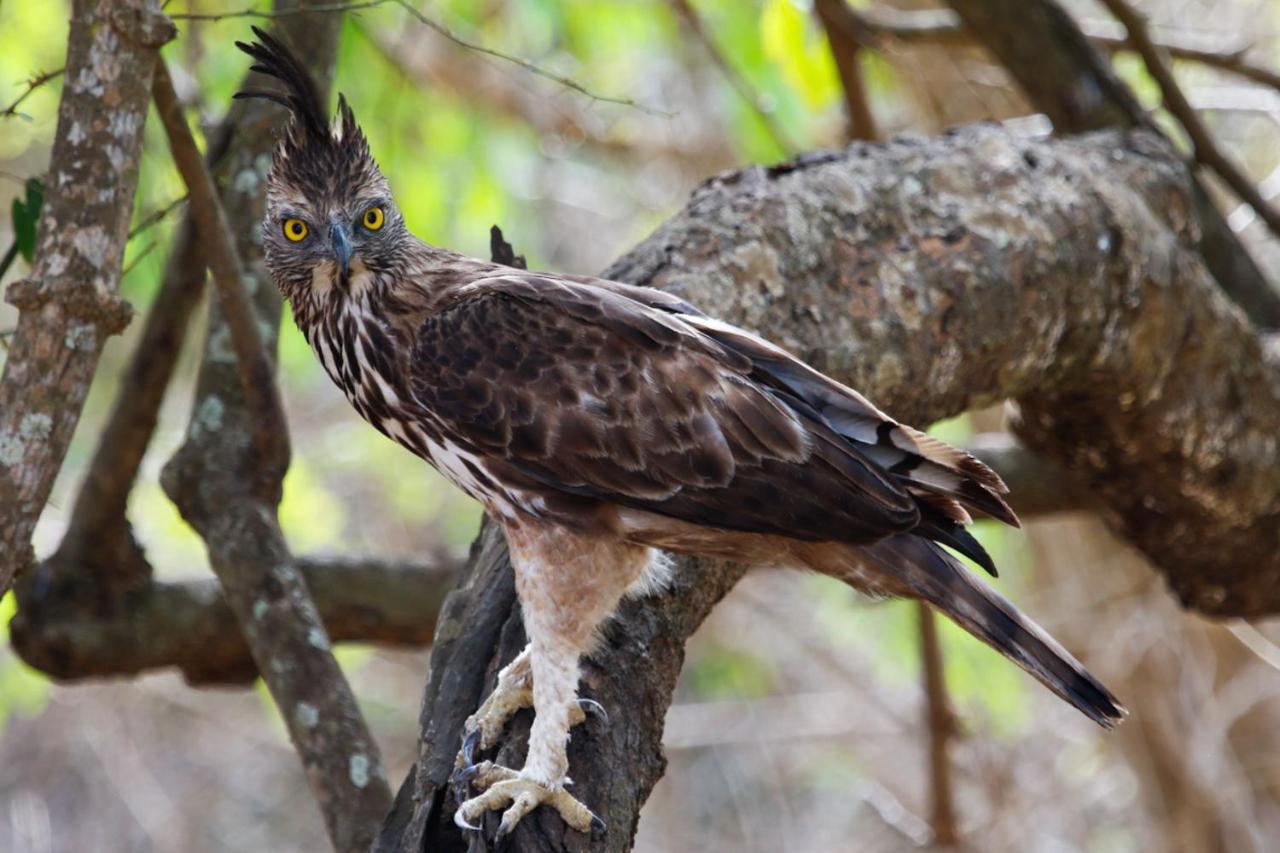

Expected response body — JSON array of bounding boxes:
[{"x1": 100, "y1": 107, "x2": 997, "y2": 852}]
[{"x1": 234, "y1": 27, "x2": 404, "y2": 304}]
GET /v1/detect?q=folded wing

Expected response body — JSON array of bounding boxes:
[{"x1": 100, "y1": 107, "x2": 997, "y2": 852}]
[{"x1": 411, "y1": 274, "x2": 926, "y2": 544}]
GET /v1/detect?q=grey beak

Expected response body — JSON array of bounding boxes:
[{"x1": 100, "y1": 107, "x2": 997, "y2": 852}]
[{"x1": 330, "y1": 221, "x2": 352, "y2": 279}]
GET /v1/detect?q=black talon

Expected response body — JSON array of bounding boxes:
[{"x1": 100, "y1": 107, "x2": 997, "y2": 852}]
[
  {"x1": 590, "y1": 814, "x2": 607, "y2": 835},
  {"x1": 577, "y1": 698, "x2": 608, "y2": 724},
  {"x1": 461, "y1": 728, "x2": 481, "y2": 767}
]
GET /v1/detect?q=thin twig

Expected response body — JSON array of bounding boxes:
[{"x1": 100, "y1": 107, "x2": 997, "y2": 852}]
[
  {"x1": 917, "y1": 603, "x2": 959, "y2": 847},
  {"x1": 849, "y1": 6, "x2": 1280, "y2": 99},
  {"x1": 169, "y1": 0, "x2": 391, "y2": 21},
  {"x1": 1098, "y1": 0, "x2": 1280, "y2": 242},
  {"x1": 391, "y1": 0, "x2": 665, "y2": 114},
  {"x1": 667, "y1": 0, "x2": 797, "y2": 155},
  {"x1": 172, "y1": 0, "x2": 662, "y2": 113},
  {"x1": 128, "y1": 194, "x2": 188, "y2": 240},
  {"x1": 121, "y1": 240, "x2": 158, "y2": 277},
  {"x1": 0, "y1": 66, "x2": 65, "y2": 119}
]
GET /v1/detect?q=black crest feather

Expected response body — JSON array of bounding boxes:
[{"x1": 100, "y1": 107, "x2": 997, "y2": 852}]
[
  {"x1": 234, "y1": 26, "x2": 329, "y2": 144},
  {"x1": 233, "y1": 27, "x2": 377, "y2": 198}
]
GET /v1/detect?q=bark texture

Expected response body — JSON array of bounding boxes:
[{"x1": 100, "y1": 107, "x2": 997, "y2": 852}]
[
  {"x1": 0, "y1": 0, "x2": 173, "y2": 597},
  {"x1": 379, "y1": 125, "x2": 1280, "y2": 851}
]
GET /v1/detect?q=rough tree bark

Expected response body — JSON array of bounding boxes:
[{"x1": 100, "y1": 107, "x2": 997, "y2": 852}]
[
  {"x1": 0, "y1": 0, "x2": 173, "y2": 597},
  {"x1": 377, "y1": 125, "x2": 1280, "y2": 851}
]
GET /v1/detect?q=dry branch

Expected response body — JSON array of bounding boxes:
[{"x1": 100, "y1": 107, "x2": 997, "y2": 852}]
[
  {"x1": 815, "y1": 0, "x2": 878, "y2": 142},
  {"x1": 0, "y1": 0, "x2": 173, "y2": 599},
  {"x1": 846, "y1": 6, "x2": 1280, "y2": 94},
  {"x1": 380, "y1": 125, "x2": 1280, "y2": 852}
]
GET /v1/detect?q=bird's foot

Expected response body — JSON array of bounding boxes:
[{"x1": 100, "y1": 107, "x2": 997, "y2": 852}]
[
  {"x1": 453, "y1": 762, "x2": 605, "y2": 837},
  {"x1": 455, "y1": 690, "x2": 606, "y2": 769}
]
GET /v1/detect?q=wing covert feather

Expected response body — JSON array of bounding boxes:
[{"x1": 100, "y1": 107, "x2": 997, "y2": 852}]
[{"x1": 410, "y1": 275, "x2": 920, "y2": 542}]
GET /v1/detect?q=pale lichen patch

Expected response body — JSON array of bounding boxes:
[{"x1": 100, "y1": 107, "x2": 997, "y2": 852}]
[
  {"x1": 349, "y1": 754, "x2": 370, "y2": 789},
  {"x1": 295, "y1": 702, "x2": 319, "y2": 729},
  {"x1": 307, "y1": 627, "x2": 330, "y2": 651},
  {"x1": 72, "y1": 226, "x2": 110, "y2": 269}
]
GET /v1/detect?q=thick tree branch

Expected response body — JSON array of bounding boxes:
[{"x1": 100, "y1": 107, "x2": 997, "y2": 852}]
[
  {"x1": 382, "y1": 125, "x2": 1280, "y2": 852},
  {"x1": 11, "y1": 555, "x2": 457, "y2": 685},
  {"x1": 0, "y1": 0, "x2": 173, "y2": 598},
  {"x1": 944, "y1": 0, "x2": 1280, "y2": 330}
]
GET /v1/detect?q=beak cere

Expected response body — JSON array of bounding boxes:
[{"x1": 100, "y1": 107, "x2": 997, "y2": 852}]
[{"x1": 330, "y1": 221, "x2": 352, "y2": 281}]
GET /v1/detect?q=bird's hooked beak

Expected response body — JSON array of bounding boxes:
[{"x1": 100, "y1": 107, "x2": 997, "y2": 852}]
[{"x1": 330, "y1": 220, "x2": 352, "y2": 281}]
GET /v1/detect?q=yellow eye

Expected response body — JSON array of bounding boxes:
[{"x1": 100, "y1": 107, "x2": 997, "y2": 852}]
[
  {"x1": 362, "y1": 206, "x2": 385, "y2": 231},
  {"x1": 283, "y1": 218, "x2": 309, "y2": 242}
]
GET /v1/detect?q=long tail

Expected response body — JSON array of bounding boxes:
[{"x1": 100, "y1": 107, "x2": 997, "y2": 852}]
[{"x1": 859, "y1": 535, "x2": 1126, "y2": 728}]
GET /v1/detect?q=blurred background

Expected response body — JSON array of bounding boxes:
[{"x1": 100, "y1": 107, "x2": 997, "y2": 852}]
[{"x1": 3, "y1": 0, "x2": 1280, "y2": 850}]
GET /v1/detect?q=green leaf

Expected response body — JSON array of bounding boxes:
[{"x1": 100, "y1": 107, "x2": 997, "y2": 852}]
[{"x1": 11, "y1": 175, "x2": 43, "y2": 262}]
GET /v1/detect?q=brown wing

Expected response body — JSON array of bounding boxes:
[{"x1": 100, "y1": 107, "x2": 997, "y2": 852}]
[{"x1": 410, "y1": 274, "x2": 922, "y2": 543}]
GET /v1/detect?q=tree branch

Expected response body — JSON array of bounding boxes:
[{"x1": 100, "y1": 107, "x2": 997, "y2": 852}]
[
  {"x1": 917, "y1": 603, "x2": 958, "y2": 847},
  {"x1": 842, "y1": 6, "x2": 1280, "y2": 95},
  {"x1": 0, "y1": 0, "x2": 174, "y2": 599},
  {"x1": 381, "y1": 125, "x2": 1280, "y2": 852},
  {"x1": 944, "y1": 0, "x2": 1280, "y2": 330},
  {"x1": 152, "y1": 11, "x2": 392, "y2": 850},
  {"x1": 11, "y1": 555, "x2": 457, "y2": 685},
  {"x1": 1097, "y1": 0, "x2": 1280, "y2": 243},
  {"x1": 815, "y1": 0, "x2": 878, "y2": 142},
  {"x1": 667, "y1": 0, "x2": 797, "y2": 155}
]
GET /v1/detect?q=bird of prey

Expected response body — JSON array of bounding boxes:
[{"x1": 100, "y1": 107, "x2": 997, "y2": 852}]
[{"x1": 236, "y1": 28, "x2": 1124, "y2": 839}]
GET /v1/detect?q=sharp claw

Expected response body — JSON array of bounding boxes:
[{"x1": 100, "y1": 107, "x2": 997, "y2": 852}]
[
  {"x1": 461, "y1": 728, "x2": 481, "y2": 766},
  {"x1": 591, "y1": 814, "x2": 607, "y2": 834},
  {"x1": 452, "y1": 762, "x2": 479, "y2": 789},
  {"x1": 577, "y1": 698, "x2": 608, "y2": 724},
  {"x1": 453, "y1": 808, "x2": 481, "y2": 832}
]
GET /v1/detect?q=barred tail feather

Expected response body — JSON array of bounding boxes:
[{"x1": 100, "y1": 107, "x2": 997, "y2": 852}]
[{"x1": 860, "y1": 535, "x2": 1126, "y2": 728}]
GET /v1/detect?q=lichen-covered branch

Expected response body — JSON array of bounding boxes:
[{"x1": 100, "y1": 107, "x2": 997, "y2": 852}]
[
  {"x1": 11, "y1": 555, "x2": 457, "y2": 685},
  {"x1": 0, "y1": 0, "x2": 173, "y2": 598},
  {"x1": 381, "y1": 125, "x2": 1280, "y2": 851},
  {"x1": 152, "y1": 10, "x2": 392, "y2": 850}
]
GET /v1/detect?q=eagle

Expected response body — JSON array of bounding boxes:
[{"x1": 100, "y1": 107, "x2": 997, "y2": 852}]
[{"x1": 235, "y1": 28, "x2": 1124, "y2": 839}]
